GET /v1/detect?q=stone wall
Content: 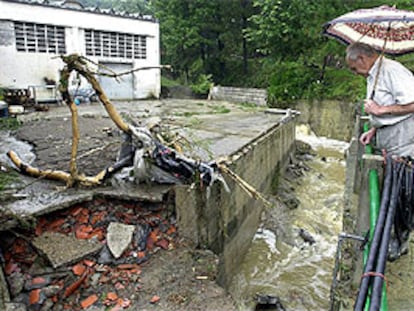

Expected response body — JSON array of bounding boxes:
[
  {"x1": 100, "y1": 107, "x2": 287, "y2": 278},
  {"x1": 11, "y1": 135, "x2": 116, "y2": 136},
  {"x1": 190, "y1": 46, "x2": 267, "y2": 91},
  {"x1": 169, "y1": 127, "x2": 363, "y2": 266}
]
[
  {"x1": 175, "y1": 115, "x2": 297, "y2": 288},
  {"x1": 209, "y1": 86, "x2": 267, "y2": 106}
]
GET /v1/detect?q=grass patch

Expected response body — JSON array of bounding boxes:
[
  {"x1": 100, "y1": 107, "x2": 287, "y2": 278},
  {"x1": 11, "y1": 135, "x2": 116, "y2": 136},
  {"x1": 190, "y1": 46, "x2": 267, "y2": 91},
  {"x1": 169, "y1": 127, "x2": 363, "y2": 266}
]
[
  {"x1": 161, "y1": 76, "x2": 181, "y2": 88},
  {"x1": 174, "y1": 111, "x2": 201, "y2": 117},
  {"x1": 0, "y1": 170, "x2": 19, "y2": 191},
  {"x1": 209, "y1": 105, "x2": 231, "y2": 114},
  {"x1": 0, "y1": 118, "x2": 21, "y2": 131},
  {"x1": 238, "y1": 102, "x2": 262, "y2": 111}
]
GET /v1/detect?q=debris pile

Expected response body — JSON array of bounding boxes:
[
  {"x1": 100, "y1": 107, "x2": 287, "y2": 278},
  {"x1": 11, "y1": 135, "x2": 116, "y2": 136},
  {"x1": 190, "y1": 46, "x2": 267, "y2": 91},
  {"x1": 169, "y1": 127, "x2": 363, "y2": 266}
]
[{"x1": 0, "y1": 198, "x2": 177, "y2": 310}]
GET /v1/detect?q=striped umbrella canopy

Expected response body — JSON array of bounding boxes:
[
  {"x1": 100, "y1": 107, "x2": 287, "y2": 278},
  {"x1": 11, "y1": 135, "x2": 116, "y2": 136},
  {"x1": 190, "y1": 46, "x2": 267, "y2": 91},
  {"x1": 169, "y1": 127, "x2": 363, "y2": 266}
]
[{"x1": 323, "y1": 5, "x2": 414, "y2": 55}]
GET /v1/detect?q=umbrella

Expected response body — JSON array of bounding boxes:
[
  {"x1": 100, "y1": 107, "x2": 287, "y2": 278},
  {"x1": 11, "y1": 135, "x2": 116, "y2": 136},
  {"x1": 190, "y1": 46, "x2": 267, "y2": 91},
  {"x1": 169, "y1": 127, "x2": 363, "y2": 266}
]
[{"x1": 323, "y1": 5, "x2": 414, "y2": 55}]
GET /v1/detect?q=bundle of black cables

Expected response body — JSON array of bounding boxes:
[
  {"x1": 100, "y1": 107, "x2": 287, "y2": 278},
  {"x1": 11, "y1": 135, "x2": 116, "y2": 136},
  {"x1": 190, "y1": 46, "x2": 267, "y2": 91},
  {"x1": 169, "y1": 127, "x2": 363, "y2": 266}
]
[{"x1": 354, "y1": 156, "x2": 414, "y2": 311}]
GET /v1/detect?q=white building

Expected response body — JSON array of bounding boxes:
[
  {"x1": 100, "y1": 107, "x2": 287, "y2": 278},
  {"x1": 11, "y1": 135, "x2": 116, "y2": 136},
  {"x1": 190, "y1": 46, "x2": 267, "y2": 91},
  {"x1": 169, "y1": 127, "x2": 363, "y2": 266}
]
[{"x1": 0, "y1": 0, "x2": 160, "y2": 100}]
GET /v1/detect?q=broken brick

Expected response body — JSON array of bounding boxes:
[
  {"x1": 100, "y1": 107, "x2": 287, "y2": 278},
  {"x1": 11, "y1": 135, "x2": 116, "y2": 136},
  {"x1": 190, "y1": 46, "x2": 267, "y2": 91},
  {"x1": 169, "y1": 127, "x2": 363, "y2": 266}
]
[
  {"x1": 72, "y1": 263, "x2": 86, "y2": 276},
  {"x1": 90, "y1": 211, "x2": 107, "y2": 225},
  {"x1": 29, "y1": 289, "x2": 41, "y2": 305},
  {"x1": 64, "y1": 268, "x2": 90, "y2": 298},
  {"x1": 150, "y1": 295, "x2": 160, "y2": 304},
  {"x1": 76, "y1": 210, "x2": 90, "y2": 224},
  {"x1": 155, "y1": 238, "x2": 169, "y2": 250},
  {"x1": 83, "y1": 259, "x2": 96, "y2": 267},
  {"x1": 80, "y1": 294, "x2": 98, "y2": 309},
  {"x1": 46, "y1": 218, "x2": 65, "y2": 231},
  {"x1": 106, "y1": 291, "x2": 118, "y2": 301},
  {"x1": 75, "y1": 225, "x2": 94, "y2": 239},
  {"x1": 35, "y1": 217, "x2": 47, "y2": 236},
  {"x1": 25, "y1": 276, "x2": 51, "y2": 290}
]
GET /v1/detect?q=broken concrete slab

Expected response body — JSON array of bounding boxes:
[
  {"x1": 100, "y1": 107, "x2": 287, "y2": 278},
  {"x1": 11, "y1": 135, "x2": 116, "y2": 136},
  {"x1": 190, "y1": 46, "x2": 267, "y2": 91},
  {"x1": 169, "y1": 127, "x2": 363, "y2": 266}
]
[
  {"x1": 97, "y1": 184, "x2": 172, "y2": 203},
  {"x1": 107, "y1": 222, "x2": 135, "y2": 259},
  {"x1": 32, "y1": 232, "x2": 102, "y2": 268},
  {"x1": 5, "y1": 302, "x2": 26, "y2": 311},
  {"x1": 1, "y1": 185, "x2": 172, "y2": 232}
]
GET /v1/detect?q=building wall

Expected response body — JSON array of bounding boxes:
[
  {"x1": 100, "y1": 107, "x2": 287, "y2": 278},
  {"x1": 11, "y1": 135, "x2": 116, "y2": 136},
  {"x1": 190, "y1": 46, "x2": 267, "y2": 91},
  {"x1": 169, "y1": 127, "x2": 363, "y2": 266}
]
[{"x1": 0, "y1": 0, "x2": 160, "y2": 99}]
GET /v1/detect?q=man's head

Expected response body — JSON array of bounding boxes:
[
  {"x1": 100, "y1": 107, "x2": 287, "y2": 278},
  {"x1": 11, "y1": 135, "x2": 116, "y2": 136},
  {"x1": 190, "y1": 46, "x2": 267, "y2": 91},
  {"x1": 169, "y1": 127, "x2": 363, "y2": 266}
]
[{"x1": 346, "y1": 42, "x2": 379, "y2": 77}]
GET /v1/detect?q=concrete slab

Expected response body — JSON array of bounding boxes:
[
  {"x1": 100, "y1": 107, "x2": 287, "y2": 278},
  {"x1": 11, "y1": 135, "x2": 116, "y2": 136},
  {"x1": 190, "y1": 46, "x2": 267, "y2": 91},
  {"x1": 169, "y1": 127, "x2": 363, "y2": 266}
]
[
  {"x1": 32, "y1": 232, "x2": 102, "y2": 268},
  {"x1": 1, "y1": 185, "x2": 172, "y2": 231},
  {"x1": 107, "y1": 222, "x2": 135, "y2": 259}
]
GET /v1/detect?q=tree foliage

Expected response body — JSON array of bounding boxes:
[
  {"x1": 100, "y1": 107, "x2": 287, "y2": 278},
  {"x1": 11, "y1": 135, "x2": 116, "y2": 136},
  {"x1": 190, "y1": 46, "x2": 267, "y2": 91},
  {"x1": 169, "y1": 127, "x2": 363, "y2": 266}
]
[
  {"x1": 152, "y1": 0, "x2": 256, "y2": 86},
  {"x1": 75, "y1": 0, "x2": 414, "y2": 105}
]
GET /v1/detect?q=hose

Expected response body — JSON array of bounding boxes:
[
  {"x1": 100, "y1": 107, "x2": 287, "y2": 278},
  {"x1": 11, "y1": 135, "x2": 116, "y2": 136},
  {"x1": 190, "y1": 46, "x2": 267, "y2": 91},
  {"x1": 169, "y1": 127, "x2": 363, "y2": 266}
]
[
  {"x1": 369, "y1": 161, "x2": 404, "y2": 310},
  {"x1": 354, "y1": 156, "x2": 393, "y2": 310}
]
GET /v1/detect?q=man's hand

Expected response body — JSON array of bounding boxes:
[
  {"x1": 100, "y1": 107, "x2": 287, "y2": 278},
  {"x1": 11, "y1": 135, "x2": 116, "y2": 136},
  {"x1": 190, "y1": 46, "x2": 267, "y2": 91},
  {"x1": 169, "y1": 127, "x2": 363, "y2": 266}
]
[
  {"x1": 360, "y1": 127, "x2": 376, "y2": 145},
  {"x1": 364, "y1": 99, "x2": 384, "y2": 115},
  {"x1": 364, "y1": 99, "x2": 414, "y2": 115}
]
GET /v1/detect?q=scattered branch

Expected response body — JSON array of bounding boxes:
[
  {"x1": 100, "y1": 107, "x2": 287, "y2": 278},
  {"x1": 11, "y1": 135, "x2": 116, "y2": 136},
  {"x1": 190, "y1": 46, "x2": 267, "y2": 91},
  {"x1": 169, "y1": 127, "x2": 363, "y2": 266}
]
[{"x1": 217, "y1": 163, "x2": 274, "y2": 209}]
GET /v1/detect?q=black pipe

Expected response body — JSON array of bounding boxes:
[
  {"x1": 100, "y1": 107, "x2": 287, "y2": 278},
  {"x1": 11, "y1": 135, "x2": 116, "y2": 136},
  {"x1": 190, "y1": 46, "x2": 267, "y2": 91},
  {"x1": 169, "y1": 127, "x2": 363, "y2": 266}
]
[
  {"x1": 354, "y1": 156, "x2": 393, "y2": 310},
  {"x1": 369, "y1": 161, "x2": 404, "y2": 310}
]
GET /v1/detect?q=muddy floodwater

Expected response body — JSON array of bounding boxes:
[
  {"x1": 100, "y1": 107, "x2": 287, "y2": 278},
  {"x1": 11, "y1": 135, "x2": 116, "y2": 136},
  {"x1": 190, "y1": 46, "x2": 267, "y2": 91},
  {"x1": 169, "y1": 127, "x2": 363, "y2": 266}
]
[{"x1": 229, "y1": 126, "x2": 349, "y2": 310}]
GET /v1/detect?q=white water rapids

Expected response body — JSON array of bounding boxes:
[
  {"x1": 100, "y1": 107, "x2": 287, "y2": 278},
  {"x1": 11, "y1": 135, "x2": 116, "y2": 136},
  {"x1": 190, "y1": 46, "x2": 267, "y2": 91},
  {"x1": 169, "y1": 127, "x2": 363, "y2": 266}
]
[{"x1": 229, "y1": 125, "x2": 349, "y2": 310}]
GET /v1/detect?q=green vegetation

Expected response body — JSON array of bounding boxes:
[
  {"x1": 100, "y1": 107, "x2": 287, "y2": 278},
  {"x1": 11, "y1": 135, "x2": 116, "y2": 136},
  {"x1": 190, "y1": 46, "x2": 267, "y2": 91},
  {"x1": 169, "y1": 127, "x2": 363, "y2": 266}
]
[
  {"x1": 0, "y1": 118, "x2": 20, "y2": 131},
  {"x1": 161, "y1": 76, "x2": 181, "y2": 88},
  {"x1": 209, "y1": 104, "x2": 231, "y2": 114},
  {"x1": 0, "y1": 170, "x2": 19, "y2": 191},
  {"x1": 190, "y1": 74, "x2": 214, "y2": 96},
  {"x1": 79, "y1": 0, "x2": 414, "y2": 106}
]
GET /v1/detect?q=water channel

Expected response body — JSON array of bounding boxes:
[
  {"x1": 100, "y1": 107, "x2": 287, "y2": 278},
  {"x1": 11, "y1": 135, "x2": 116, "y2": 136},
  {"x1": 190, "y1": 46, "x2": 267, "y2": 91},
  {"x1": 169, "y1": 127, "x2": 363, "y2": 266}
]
[{"x1": 229, "y1": 125, "x2": 349, "y2": 310}]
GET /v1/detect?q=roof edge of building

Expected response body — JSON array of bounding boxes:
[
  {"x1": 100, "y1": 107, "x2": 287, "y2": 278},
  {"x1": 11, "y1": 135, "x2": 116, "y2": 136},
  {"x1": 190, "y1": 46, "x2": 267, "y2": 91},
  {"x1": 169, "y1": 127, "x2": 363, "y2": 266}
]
[{"x1": 1, "y1": 0, "x2": 159, "y2": 23}]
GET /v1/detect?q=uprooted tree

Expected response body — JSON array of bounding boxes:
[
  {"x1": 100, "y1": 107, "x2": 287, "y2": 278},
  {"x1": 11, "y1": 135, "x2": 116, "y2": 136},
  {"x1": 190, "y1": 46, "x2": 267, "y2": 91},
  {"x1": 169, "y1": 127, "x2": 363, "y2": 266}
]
[{"x1": 7, "y1": 54, "x2": 169, "y2": 187}]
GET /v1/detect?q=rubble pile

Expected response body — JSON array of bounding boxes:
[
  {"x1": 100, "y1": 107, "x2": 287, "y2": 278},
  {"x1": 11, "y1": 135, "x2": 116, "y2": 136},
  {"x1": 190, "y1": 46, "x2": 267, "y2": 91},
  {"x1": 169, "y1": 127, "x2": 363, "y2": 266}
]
[{"x1": 0, "y1": 198, "x2": 177, "y2": 310}]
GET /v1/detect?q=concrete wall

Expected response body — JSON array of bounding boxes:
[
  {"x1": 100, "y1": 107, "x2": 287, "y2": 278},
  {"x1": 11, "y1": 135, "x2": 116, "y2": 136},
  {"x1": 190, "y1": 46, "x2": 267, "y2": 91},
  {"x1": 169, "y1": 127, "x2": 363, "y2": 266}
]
[
  {"x1": 175, "y1": 116, "x2": 297, "y2": 288},
  {"x1": 295, "y1": 100, "x2": 356, "y2": 141},
  {"x1": 0, "y1": 0, "x2": 160, "y2": 99},
  {"x1": 209, "y1": 86, "x2": 267, "y2": 106}
]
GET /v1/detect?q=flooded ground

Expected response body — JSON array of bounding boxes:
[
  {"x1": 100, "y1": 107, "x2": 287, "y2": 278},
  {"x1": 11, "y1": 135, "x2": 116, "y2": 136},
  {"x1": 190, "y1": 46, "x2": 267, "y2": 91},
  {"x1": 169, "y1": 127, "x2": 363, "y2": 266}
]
[{"x1": 229, "y1": 125, "x2": 348, "y2": 310}]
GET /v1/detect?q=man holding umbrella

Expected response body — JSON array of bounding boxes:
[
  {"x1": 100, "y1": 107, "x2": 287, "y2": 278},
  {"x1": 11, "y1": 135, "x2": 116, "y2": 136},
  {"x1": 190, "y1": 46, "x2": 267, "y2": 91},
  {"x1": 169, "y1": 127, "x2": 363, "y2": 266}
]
[
  {"x1": 324, "y1": 5, "x2": 414, "y2": 157},
  {"x1": 346, "y1": 42, "x2": 414, "y2": 157},
  {"x1": 345, "y1": 42, "x2": 414, "y2": 261}
]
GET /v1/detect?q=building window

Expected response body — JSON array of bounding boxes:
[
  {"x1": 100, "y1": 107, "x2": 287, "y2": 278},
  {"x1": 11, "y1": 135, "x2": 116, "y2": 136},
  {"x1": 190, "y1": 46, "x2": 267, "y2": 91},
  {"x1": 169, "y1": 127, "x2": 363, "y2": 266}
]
[
  {"x1": 85, "y1": 29, "x2": 147, "y2": 59},
  {"x1": 14, "y1": 22, "x2": 66, "y2": 54}
]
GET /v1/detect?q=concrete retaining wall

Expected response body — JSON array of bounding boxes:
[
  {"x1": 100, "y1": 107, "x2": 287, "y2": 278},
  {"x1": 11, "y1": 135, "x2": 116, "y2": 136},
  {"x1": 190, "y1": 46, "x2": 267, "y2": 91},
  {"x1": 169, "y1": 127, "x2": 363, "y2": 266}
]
[
  {"x1": 175, "y1": 115, "x2": 296, "y2": 288},
  {"x1": 209, "y1": 86, "x2": 267, "y2": 106},
  {"x1": 295, "y1": 100, "x2": 356, "y2": 142}
]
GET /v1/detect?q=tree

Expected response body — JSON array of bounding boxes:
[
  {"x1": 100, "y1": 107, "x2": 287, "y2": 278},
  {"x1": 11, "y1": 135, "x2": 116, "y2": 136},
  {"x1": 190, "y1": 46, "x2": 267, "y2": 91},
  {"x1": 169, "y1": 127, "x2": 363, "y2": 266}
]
[{"x1": 153, "y1": 0, "x2": 256, "y2": 85}]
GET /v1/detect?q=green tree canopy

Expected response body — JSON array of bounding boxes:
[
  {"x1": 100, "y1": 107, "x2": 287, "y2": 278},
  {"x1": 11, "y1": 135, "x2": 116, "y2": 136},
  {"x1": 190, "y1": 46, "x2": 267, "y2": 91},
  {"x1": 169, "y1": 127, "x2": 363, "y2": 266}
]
[{"x1": 74, "y1": 0, "x2": 414, "y2": 105}]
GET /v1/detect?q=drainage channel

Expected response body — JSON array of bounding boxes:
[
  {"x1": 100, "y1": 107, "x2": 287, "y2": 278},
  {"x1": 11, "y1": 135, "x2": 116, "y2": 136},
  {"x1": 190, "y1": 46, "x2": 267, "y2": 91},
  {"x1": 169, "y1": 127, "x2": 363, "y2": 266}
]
[{"x1": 229, "y1": 127, "x2": 349, "y2": 310}]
